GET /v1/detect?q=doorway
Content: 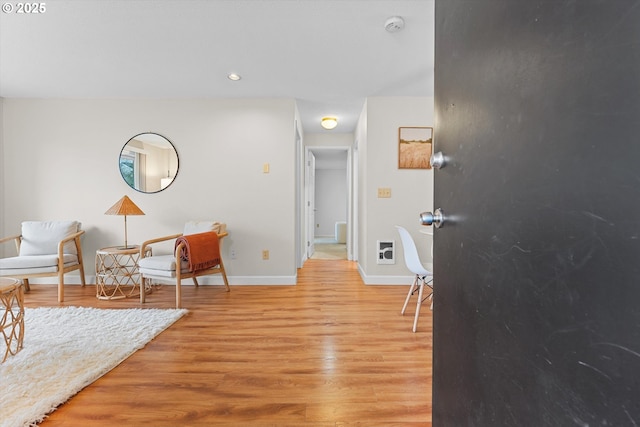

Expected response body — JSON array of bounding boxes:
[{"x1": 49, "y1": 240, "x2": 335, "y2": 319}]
[{"x1": 304, "y1": 146, "x2": 352, "y2": 262}]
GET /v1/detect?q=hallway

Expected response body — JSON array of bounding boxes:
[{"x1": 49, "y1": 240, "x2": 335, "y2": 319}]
[{"x1": 311, "y1": 237, "x2": 347, "y2": 260}]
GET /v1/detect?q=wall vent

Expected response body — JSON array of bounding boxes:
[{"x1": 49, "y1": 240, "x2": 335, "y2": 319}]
[{"x1": 377, "y1": 240, "x2": 395, "y2": 264}]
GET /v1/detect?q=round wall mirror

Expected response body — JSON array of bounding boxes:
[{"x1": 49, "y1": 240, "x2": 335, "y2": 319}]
[{"x1": 119, "y1": 132, "x2": 179, "y2": 193}]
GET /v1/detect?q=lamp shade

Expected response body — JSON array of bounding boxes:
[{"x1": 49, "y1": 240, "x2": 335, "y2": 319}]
[
  {"x1": 105, "y1": 195, "x2": 145, "y2": 216},
  {"x1": 105, "y1": 195, "x2": 145, "y2": 249}
]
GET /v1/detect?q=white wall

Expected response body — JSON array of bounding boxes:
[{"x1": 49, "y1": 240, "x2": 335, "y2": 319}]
[
  {"x1": 315, "y1": 168, "x2": 347, "y2": 237},
  {"x1": 305, "y1": 133, "x2": 353, "y2": 148},
  {"x1": 1, "y1": 98, "x2": 299, "y2": 284},
  {"x1": 1, "y1": 96, "x2": 433, "y2": 286},
  {"x1": 358, "y1": 96, "x2": 435, "y2": 284}
]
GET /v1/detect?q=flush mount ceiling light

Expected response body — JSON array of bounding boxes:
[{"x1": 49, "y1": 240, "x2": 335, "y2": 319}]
[
  {"x1": 385, "y1": 16, "x2": 405, "y2": 32},
  {"x1": 321, "y1": 116, "x2": 338, "y2": 130},
  {"x1": 227, "y1": 73, "x2": 241, "y2": 81}
]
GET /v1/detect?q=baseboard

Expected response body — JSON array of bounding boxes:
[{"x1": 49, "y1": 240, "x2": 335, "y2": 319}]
[
  {"x1": 357, "y1": 263, "x2": 413, "y2": 285},
  {"x1": 26, "y1": 275, "x2": 297, "y2": 286},
  {"x1": 27, "y1": 272, "x2": 410, "y2": 286},
  {"x1": 200, "y1": 276, "x2": 297, "y2": 285}
]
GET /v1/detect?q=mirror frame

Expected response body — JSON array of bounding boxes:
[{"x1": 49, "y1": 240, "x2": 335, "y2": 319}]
[{"x1": 119, "y1": 132, "x2": 179, "y2": 194}]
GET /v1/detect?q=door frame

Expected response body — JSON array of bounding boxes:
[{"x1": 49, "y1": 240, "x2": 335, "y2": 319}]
[
  {"x1": 302, "y1": 145, "x2": 355, "y2": 262},
  {"x1": 306, "y1": 150, "x2": 316, "y2": 260},
  {"x1": 295, "y1": 126, "x2": 303, "y2": 268}
]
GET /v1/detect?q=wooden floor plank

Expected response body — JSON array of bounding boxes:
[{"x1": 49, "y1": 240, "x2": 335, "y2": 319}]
[{"x1": 20, "y1": 259, "x2": 432, "y2": 426}]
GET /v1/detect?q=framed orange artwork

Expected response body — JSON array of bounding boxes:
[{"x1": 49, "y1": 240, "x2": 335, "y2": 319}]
[{"x1": 398, "y1": 127, "x2": 433, "y2": 169}]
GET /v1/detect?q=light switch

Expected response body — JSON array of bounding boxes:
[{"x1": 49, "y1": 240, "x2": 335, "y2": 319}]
[
  {"x1": 263, "y1": 163, "x2": 270, "y2": 173},
  {"x1": 377, "y1": 187, "x2": 391, "y2": 198}
]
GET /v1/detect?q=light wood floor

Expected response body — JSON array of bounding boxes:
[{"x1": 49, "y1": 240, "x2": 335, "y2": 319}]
[
  {"x1": 23, "y1": 259, "x2": 432, "y2": 426},
  {"x1": 310, "y1": 243, "x2": 348, "y2": 260}
]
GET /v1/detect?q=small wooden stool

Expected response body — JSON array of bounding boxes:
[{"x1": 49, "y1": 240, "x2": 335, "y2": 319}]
[{"x1": 0, "y1": 277, "x2": 25, "y2": 362}]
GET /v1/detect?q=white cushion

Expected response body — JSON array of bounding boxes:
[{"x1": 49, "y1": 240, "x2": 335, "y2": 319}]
[
  {"x1": 0, "y1": 254, "x2": 78, "y2": 269},
  {"x1": 138, "y1": 255, "x2": 188, "y2": 275},
  {"x1": 0, "y1": 254, "x2": 79, "y2": 276},
  {"x1": 140, "y1": 255, "x2": 177, "y2": 271},
  {"x1": 183, "y1": 221, "x2": 220, "y2": 236},
  {"x1": 19, "y1": 221, "x2": 80, "y2": 256},
  {"x1": 0, "y1": 266, "x2": 60, "y2": 275},
  {"x1": 139, "y1": 267, "x2": 177, "y2": 278}
]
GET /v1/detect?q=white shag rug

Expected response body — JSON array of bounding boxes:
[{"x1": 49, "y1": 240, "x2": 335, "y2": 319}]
[{"x1": 0, "y1": 306, "x2": 187, "y2": 427}]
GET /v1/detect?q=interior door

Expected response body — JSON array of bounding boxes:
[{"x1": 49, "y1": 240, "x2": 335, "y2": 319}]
[
  {"x1": 306, "y1": 150, "x2": 316, "y2": 258},
  {"x1": 432, "y1": 1, "x2": 640, "y2": 425}
]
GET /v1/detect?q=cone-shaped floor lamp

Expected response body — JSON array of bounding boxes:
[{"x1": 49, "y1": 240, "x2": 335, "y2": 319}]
[{"x1": 105, "y1": 195, "x2": 145, "y2": 249}]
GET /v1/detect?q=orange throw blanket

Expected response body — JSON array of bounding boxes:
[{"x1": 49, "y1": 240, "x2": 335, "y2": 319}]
[{"x1": 174, "y1": 231, "x2": 220, "y2": 272}]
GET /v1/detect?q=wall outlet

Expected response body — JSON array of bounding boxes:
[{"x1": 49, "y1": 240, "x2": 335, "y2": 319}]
[
  {"x1": 377, "y1": 187, "x2": 392, "y2": 198},
  {"x1": 230, "y1": 249, "x2": 236, "y2": 260},
  {"x1": 262, "y1": 250, "x2": 270, "y2": 260}
]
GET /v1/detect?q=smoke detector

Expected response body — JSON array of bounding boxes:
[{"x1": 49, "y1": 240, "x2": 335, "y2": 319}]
[{"x1": 385, "y1": 16, "x2": 405, "y2": 32}]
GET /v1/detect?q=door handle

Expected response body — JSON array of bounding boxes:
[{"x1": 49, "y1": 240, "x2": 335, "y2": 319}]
[
  {"x1": 430, "y1": 151, "x2": 446, "y2": 169},
  {"x1": 420, "y1": 208, "x2": 445, "y2": 228}
]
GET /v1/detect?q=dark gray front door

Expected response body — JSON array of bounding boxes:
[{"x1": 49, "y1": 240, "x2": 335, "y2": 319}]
[{"x1": 432, "y1": 1, "x2": 640, "y2": 425}]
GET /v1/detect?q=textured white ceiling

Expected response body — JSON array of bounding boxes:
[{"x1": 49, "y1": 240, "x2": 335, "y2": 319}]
[{"x1": 0, "y1": 0, "x2": 434, "y2": 133}]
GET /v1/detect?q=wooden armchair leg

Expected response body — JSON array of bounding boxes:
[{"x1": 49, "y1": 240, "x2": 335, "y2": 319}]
[
  {"x1": 79, "y1": 264, "x2": 86, "y2": 287},
  {"x1": 176, "y1": 282, "x2": 182, "y2": 309},
  {"x1": 220, "y1": 263, "x2": 230, "y2": 292},
  {"x1": 140, "y1": 278, "x2": 147, "y2": 304},
  {"x1": 58, "y1": 273, "x2": 65, "y2": 303}
]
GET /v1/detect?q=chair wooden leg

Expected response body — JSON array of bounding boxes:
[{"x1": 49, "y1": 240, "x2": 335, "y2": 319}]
[
  {"x1": 220, "y1": 261, "x2": 230, "y2": 292},
  {"x1": 140, "y1": 278, "x2": 147, "y2": 303},
  {"x1": 176, "y1": 281, "x2": 182, "y2": 309},
  {"x1": 428, "y1": 282, "x2": 434, "y2": 310},
  {"x1": 176, "y1": 263, "x2": 183, "y2": 308},
  {"x1": 192, "y1": 277, "x2": 199, "y2": 287},
  {"x1": 58, "y1": 272, "x2": 64, "y2": 303},
  {"x1": 413, "y1": 278, "x2": 425, "y2": 333},
  {"x1": 402, "y1": 275, "x2": 418, "y2": 315},
  {"x1": 79, "y1": 264, "x2": 86, "y2": 287}
]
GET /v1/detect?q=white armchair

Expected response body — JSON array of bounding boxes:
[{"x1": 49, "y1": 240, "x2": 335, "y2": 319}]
[
  {"x1": 0, "y1": 221, "x2": 86, "y2": 302},
  {"x1": 138, "y1": 221, "x2": 230, "y2": 308}
]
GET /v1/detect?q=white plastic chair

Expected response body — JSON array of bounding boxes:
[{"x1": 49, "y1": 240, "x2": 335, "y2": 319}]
[{"x1": 395, "y1": 226, "x2": 433, "y2": 332}]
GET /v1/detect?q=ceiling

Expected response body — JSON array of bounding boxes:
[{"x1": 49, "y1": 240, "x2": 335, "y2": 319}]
[{"x1": 0, "y1": 0, "x2": 434, "y2": 134}]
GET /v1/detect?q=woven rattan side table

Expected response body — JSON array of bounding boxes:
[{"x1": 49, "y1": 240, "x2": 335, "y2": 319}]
[
  {"x1": 0, "y1": 277, "x2": 25, "y2": 362},
  {"x1": 95, "y1": 245, "x2": 152, "y2": 300}
]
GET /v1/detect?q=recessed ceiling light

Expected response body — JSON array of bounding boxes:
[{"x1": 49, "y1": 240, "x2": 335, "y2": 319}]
[
  {"x1": 227, "y1": 73, "x2": 241, "y2": 81},
  {"x1": 321, "y1": 116, "x2": 338, "y2": 130}
]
